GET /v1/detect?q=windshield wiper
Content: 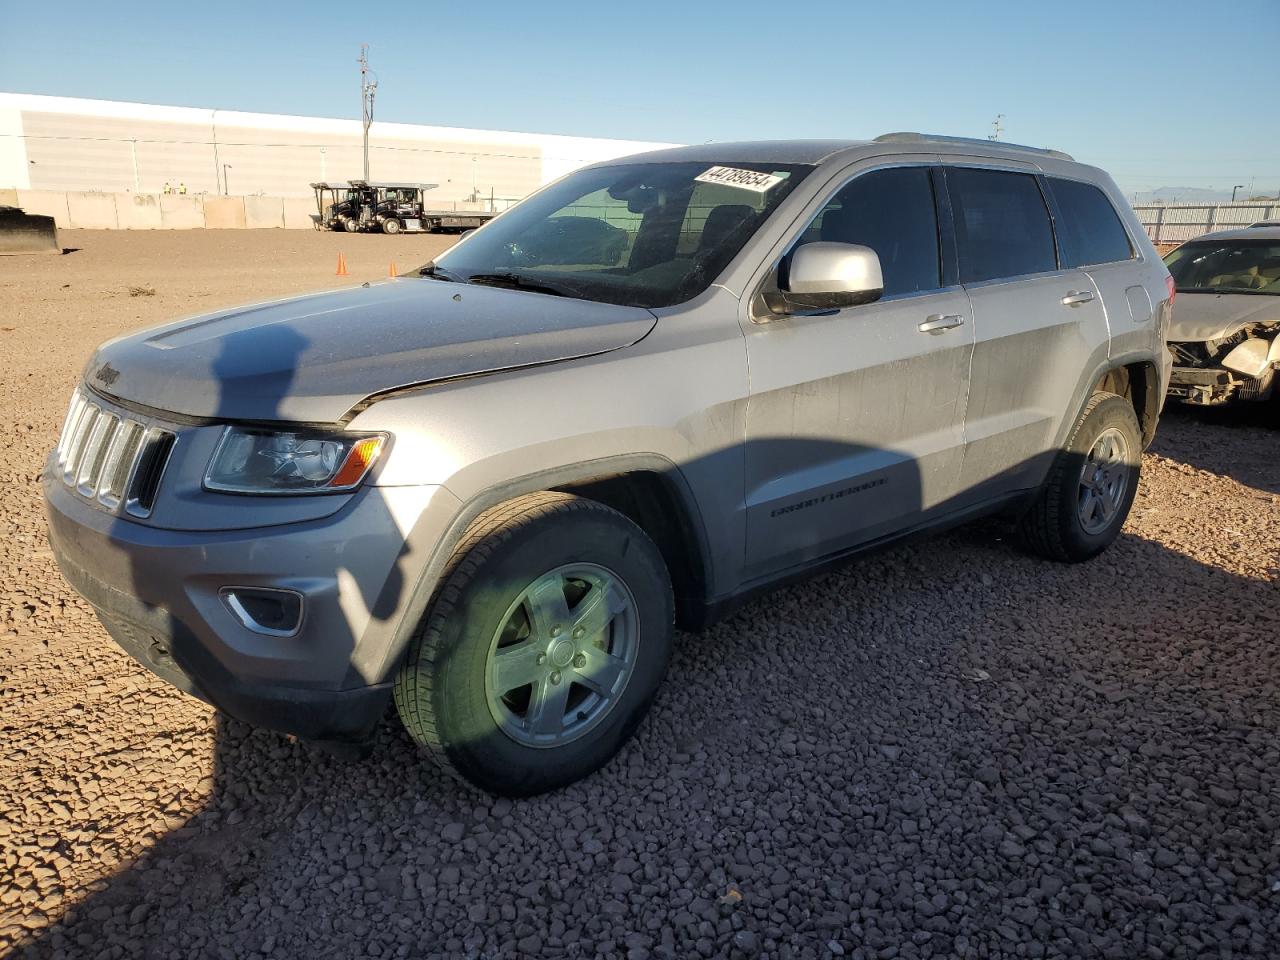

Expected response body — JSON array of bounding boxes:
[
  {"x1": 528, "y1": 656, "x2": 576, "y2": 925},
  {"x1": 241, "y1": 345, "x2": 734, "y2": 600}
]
[
  {"x1": 417, "y1": 263, "x2": 463, "y2": 282},
  {"x1": 465, "y1": 272, "x2": 570, "y2": 297}
]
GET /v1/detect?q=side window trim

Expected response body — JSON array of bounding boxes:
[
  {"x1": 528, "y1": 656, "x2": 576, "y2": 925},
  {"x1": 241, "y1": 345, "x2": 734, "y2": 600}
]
[
  {"x1": 930, "y1": 165, "x2": 960, "y2": 289},
  {"x1": 1036, "y1": 173, "x2": 1069, "y2": 272}
]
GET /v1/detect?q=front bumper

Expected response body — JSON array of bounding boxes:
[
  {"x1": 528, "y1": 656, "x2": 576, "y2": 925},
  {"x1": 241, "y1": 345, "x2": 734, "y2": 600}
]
[
  {"x1": 1168, "y1": 365, "x2": 1273, "y2": 405},
  {"x1": 44, "y1": 466, "x2": 459, "y2": 742}
]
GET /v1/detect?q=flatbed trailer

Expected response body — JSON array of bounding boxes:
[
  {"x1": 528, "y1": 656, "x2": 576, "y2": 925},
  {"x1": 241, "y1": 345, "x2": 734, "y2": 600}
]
[
  {"x1": 420, "y1": 210, "x2": 497, "y2": 232},
  {"x1": 310, "y1": 181, "x2": 498, "y2": 235}
]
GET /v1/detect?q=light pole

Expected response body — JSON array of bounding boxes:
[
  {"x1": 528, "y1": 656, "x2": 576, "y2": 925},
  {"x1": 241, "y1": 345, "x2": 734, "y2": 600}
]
[
  {"x1": 129, "y1": 139, "x2": 140, "y2": 193},
  {"x1": 360, "y1": 45, "x2": 377, "y2": 181},
  {"x1": 1231, "y1": 184, "x2": 1245, "y2": 202},
  {"x1": 223, "y1": 164, "x2": 232, "y2": 196}
]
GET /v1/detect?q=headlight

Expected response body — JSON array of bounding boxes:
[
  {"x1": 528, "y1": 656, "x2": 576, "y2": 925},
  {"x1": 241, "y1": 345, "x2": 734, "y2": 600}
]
[{"x1": 204, "y1": 427, "x2": 387, "y2": 494}]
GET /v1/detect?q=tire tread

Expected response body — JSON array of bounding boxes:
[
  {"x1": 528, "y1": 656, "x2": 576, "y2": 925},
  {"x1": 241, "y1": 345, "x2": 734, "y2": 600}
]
[{"x1": 1019, "y1": 391, "x2": 1135, "y2": 562}]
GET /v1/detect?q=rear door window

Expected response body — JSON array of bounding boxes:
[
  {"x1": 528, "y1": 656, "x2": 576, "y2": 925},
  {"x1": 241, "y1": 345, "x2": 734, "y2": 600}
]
[
  {"x1": 797, "y1": 166, "x2": 941, "y2": 297},
  {"x1": 1050, "y1": 178, "x2": 1134, "y2": 267},
  {"x1": 947, "y1": 168, "x2": 1057, "y2": 283}
]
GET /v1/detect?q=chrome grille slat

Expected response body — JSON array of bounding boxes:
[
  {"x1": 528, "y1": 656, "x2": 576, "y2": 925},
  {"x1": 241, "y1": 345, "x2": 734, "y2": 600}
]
[
  {"x1": 54, "y1": 390, "x2": 175, "y2": 518},
  {"x1": 56, "y1": 393, "x2": 87, "y2": 470},
  {"x1": 75, "y1": 413, "x2": 117, "y2": 496},
  {"x1": 98, "y1": 419, "x2": 144, "y2": 508},
  {"x1": 63, "y1": 406, "x2": 101, "y2": 483}
]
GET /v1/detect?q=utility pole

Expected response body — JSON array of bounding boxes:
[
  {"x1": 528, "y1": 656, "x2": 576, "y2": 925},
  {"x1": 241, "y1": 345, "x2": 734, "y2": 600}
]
[
  {"x1": 1231, "y1": 184, "x2": 1245, "y2": 202},
  {"x1": 988, "y1": 113, "x2": 1005, "y2": 141},
  {"x1": 360, "y1": 44, "x2": 377, "y2": 181},
  {"x1": 129, "y1": 139, "x2": 140, "y2": 193}
]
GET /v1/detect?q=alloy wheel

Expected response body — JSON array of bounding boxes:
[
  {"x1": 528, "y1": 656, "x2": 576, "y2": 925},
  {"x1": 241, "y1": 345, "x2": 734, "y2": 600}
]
[
  {"x1": 1078, "y1": 427, "x2": 1130, "y2": 535},
  {"x1": 484, "y1": 563, "x2": 638, "y2": 748}
]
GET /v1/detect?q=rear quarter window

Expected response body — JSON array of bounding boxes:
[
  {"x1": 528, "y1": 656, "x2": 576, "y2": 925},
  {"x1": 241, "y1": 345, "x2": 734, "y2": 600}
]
[{"x1": 1050, "y1": 178, "x2": 1134, "y2": 267}]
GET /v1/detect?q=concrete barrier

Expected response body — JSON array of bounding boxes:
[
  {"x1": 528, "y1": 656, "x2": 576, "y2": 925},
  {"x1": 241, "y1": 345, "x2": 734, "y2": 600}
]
[
  {"x1": 17, "y1": 190, "x2": 71, "y2": 227},
  {"x1": 0, "y1": 189, "x2": 494, "y2": 230},
  {"x1": 66, "y1": 192, "x2": 120, "y2": 229},
  {"x1": 244, "y1": 195, "x2": 284, "y2": 229},
  {"x1": 283, "y1": 197, "x2": 318, "y2": 230},
  {"x1": 202, "y1": 197, "x2": 246, "y2": 229},
  {"x1": 160, "y1": 195, "x2": 205, "y2": 229},
  {"x1": 116, "y1": 193, "x2": 164, "y2": 229}
]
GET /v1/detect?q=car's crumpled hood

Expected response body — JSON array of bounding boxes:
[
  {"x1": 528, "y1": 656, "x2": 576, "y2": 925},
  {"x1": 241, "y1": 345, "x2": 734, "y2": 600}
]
[
  {"x1": 85, "y1": 279, "x2": 657, "y2": 422},
  {"x1": 1168, "y1": 293, "x2": 1280, "y2": 342}
]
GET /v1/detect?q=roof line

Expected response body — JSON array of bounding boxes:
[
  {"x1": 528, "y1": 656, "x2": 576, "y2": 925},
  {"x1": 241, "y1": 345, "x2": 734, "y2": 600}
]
[{"x1": 874, "y1": 132, "x2": 1074, "y2": 162}]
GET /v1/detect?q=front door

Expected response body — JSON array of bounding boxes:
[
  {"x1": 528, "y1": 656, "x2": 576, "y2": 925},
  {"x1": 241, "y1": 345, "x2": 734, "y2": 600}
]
[{"x1": 741, "y1": 164, "x2": 973, "y2": 581}]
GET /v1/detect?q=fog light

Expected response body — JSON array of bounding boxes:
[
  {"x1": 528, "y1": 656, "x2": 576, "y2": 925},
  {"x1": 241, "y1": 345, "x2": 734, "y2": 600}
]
[{"x1": 221, "y1": 587, "x2": 304, "y2": 637}]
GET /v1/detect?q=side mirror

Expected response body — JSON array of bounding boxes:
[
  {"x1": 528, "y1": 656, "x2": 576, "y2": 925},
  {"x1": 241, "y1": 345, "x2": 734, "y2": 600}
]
[{"x1": 777, "y1": 242, "x2": 884, "y2": 313}]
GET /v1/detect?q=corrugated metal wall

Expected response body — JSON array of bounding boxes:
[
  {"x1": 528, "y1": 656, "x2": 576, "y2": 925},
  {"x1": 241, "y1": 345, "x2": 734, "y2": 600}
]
[
  {"x1": 1134, "y1": 201, "x2": 1280, "y2": 245},
  {"x1": 1, "y1": 94, "x2": 677, "y2": 204}
]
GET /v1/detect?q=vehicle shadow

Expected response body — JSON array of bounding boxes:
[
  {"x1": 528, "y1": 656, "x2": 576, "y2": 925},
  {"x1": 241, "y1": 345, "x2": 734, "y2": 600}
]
[
  {"x1": 1150, "y1": 403, "x2": 1279, "y2": 495},
  {"x1": 22, "y1": 430, "x2": 1280, "y2": 956}
]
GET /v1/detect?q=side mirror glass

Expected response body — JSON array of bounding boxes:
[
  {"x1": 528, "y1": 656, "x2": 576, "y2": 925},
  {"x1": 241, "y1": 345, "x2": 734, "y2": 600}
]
[{"x1": 773, "y1": 242, "x2": 884, "y2": 314}]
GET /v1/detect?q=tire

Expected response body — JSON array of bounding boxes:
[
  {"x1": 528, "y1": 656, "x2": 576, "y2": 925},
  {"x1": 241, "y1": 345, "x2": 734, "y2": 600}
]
[
  {"x1": 394, "y1": 492, "x2": 674, "y2": 796},
  {"x1": 343, "y1": 218, "x2": 360, "y2": 233},
  {"x1": 1019, "y1": 391, "x2": 1141, "y2": 563},
  {"x1": 382, "y1": 218, "x2": 401, "y2": 235}
]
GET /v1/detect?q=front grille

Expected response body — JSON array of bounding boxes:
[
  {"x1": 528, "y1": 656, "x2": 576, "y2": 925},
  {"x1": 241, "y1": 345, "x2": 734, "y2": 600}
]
[{"x1": 55, "y1": 391, "x2": 176, "y2": 517}]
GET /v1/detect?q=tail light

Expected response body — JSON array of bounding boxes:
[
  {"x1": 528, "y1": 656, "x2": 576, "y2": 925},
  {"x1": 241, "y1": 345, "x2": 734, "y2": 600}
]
[{"x1": 1165, "y1": 275, "x2": 1177, "y2": 307}]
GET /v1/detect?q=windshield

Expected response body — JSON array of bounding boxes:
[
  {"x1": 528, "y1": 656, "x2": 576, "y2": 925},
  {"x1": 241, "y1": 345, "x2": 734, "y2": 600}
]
[
  {"x1": 426, "y1": 161, "x2": 813, "y2": 308},
  {"x1": 1164, "y1": 239, "x2": 1280, "y2": 295}
]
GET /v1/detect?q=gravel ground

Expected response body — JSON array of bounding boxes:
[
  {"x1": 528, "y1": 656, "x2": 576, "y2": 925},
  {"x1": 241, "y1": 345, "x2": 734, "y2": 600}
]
[{"x1": 2, "y1": 231, "x2": 1279, "y2": 959}]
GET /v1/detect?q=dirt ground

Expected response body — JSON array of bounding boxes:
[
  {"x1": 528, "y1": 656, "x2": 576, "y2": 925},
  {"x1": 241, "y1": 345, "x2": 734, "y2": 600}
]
[{"x1": 1, "y1": 230, "x2": 1278, "y2": 958}]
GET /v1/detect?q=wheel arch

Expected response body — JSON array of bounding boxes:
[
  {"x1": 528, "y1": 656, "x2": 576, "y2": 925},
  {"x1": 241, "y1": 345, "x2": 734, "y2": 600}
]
[
  {"x1": 372, "y1": 454, "x2": 715, "y2": 685},
  {"x1": 552, "y1": 468, "x2": 712, "y2": 630},
  {"x1": 1091, "y1": 358, "x2": 1160, "y2": 446}
]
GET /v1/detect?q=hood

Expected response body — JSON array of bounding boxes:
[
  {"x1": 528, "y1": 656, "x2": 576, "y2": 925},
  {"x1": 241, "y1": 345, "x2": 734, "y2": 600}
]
[
  {"x1": 86, "y1": 279, "x2": 657, "y2": 422},
  {"x1": 1167, "y1": 292, "x2": 1280, "y2": 342}
]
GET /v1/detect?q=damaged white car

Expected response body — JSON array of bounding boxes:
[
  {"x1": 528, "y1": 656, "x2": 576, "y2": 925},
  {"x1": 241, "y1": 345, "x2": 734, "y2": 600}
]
[{"x1": 1164, "y1": 226, "x2": 1280, "y2": 405}]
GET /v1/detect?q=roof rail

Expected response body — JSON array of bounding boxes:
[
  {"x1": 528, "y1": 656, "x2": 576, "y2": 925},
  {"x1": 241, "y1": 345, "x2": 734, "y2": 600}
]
[{"x1": 874, "y1": 132, "x2": 1074, "y2": 162}]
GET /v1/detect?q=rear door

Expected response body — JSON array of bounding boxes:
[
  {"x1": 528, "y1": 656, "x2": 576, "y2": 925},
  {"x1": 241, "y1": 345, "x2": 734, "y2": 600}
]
[
  {"x1": 1044, "y1": 175, "x2": 1150, "y2": 366},
  {"x1": 740, "y1": 162, "x2": 974, "y2": 580},
  {"x1": 944, "y1": 163, "x2": 1110, "y2": 501}
]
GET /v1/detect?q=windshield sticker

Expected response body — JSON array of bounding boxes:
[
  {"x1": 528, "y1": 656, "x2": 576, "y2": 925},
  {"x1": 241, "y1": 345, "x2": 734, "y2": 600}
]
[{"x1": 695, "y1": 166, "x2": 785, "y2": 193}]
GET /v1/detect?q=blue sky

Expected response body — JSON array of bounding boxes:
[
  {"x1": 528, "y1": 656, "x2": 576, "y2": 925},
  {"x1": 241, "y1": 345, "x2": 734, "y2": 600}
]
[{"x1": 2, "y1": 0, "x2": 1277, "y2": 198}]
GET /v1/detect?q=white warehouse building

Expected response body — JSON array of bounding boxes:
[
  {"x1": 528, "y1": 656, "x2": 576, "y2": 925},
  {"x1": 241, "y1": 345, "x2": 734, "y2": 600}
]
[{"x1": 0, "y1": 92, "x2": 677, "y2": 206}]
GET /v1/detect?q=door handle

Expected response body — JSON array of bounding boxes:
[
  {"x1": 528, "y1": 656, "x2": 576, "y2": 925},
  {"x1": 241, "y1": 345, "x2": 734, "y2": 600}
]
[
  {"x1": 918, "y1": 314, "x2": 965, "y2": 333},
  {"x1": 1061, "y1": 290, "x2": 1095, "y2": 306}
]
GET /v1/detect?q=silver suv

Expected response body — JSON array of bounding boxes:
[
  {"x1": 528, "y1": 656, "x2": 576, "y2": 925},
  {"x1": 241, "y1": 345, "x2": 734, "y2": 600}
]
[{"x1": 44, "y1": 135, "x2": 1172, "y2": 795}]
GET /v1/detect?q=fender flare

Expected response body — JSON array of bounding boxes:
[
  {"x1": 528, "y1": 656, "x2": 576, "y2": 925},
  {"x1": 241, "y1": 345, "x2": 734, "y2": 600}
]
[
  {"x1": 368, "y1": 453, "x2": 713, "y2": 684},
  {"x1": 1055, "y1": 351, "x2": 1162, "y2": 453}
]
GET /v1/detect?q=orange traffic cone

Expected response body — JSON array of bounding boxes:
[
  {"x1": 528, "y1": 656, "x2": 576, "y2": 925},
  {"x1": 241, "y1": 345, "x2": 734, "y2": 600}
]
[
  {"x1": 336, "y1": 252, "x2": 348, "y2": 276},
  {"x1": 388, "y1": 260, "x2": 398, "y2": 278}
]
